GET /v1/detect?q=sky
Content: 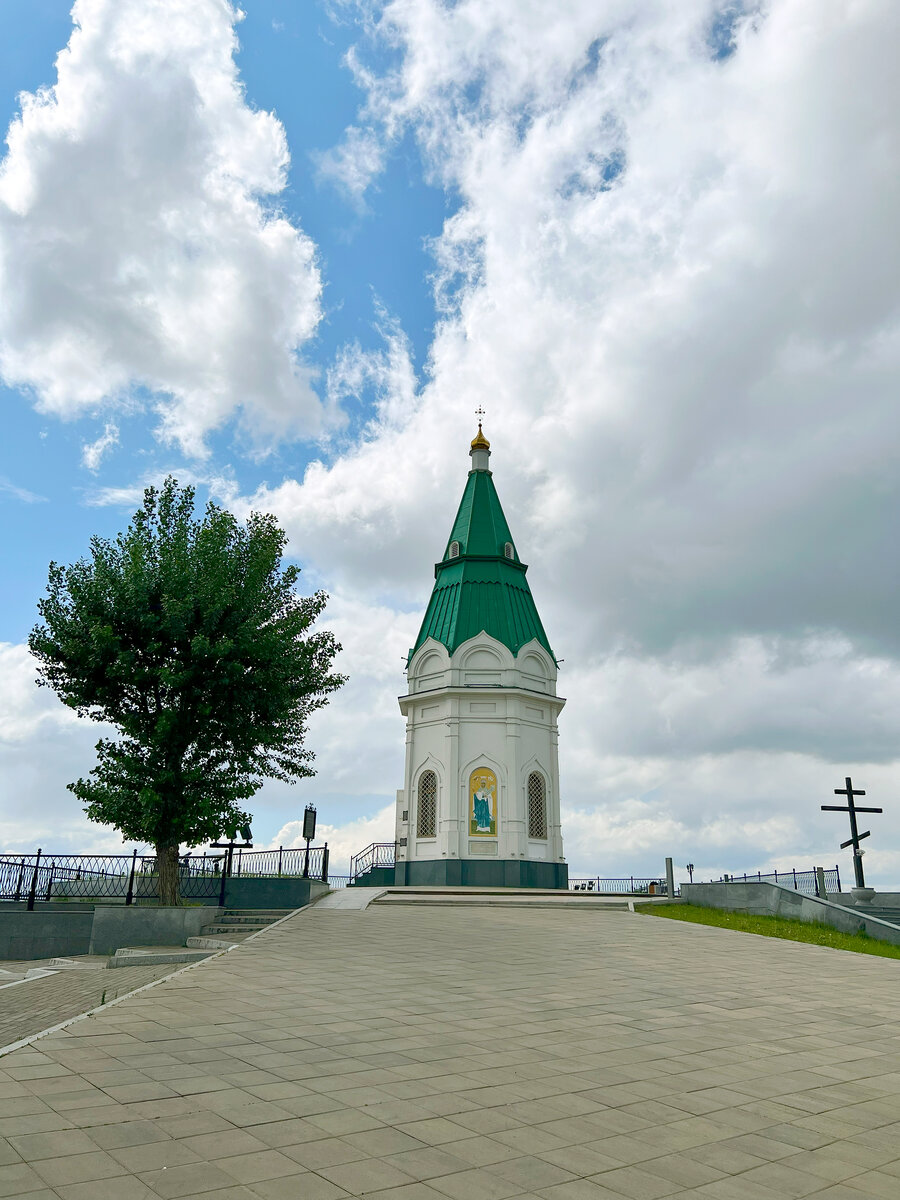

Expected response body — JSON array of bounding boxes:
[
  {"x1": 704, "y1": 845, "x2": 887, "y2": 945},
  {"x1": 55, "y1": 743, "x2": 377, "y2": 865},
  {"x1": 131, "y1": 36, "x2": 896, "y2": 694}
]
[{"x1": 1, "y1": 0, "x2": 898, "y2": 886}]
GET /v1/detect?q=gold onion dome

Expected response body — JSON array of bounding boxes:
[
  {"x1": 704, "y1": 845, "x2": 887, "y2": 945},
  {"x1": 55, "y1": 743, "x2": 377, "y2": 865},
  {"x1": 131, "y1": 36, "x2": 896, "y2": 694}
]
[{"x1": 471, "y1": 424, "x2": 490, "y2": 450}]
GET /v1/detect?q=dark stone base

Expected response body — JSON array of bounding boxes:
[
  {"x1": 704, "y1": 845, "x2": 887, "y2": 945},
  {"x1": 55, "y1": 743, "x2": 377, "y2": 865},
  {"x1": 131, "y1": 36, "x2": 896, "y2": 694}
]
[
  {"x1": 222, "y1": 877, "x2": 313, "y2": 909},
  {"x1": 360, "y1": 859, "x2": 568, "y2": 890},
  {"x1": 349, "y1": 866, "x2": 396, "y2": 889}
]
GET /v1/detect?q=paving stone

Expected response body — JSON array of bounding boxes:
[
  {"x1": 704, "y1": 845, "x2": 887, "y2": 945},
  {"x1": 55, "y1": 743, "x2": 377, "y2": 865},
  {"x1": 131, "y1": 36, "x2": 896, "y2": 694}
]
[
  {"x1": 247, "y1": 1176, "x2": 350, "y2": 1199},
  {"x1": 137, "y1": 1161, "x2": 239, "y2": 1197},
  {"x1": 0, "y1": 1161, "x2": 49, "y2": 1196},
  {"x1": 7, "y1": 1129, "x2": 97, "y2": 1160},
  {"x1": 31, "y1": 1149, "x2": 129, "y2": 1186}
]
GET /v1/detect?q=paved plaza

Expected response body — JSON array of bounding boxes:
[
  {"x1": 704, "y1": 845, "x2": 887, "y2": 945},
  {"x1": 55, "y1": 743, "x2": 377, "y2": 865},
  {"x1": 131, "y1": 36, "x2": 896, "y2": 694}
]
[{"x1": 1, "y1": 895, "x2": 900, "y2": 1199}]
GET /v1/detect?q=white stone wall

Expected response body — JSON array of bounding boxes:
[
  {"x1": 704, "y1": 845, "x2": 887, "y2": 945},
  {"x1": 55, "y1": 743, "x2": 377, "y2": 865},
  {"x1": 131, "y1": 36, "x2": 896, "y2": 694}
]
[{"x1": 395, "y1": 633, "x2": 566, "y2": 867}]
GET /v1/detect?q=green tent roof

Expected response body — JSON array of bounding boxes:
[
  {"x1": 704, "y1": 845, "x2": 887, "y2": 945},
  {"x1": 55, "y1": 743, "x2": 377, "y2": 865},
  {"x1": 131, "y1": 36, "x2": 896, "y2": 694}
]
[{"x1": 410, "y1": 467, "x2": 555, "y2": 663}]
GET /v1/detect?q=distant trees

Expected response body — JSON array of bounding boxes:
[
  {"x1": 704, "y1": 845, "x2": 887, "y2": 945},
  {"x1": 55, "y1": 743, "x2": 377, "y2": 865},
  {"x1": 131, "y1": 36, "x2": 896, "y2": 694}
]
[{"x1": 29, "y1": 478, "x2": 345, "y2": 904}]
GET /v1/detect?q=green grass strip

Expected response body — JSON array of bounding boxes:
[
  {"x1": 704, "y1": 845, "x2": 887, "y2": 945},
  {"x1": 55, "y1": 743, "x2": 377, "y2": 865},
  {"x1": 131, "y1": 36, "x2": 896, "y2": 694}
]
[{"x1": 634, "y1": 902, "x2": 900, "y2": 960}]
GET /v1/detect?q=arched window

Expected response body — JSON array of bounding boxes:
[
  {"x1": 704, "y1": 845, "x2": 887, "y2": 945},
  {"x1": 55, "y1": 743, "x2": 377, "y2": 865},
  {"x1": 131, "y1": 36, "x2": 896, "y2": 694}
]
[
  {"x1": 448, "y1": 541, "x2": 461, "y2": 559},
  {"x1": 417, "y1": 770, "x2": 437, "y2": 838},
  {"x1": 527, "y1": 772, "x2": 547, "y2": 840},
  {"x1": 504, "y1": 542, "x2": 514, "y2": 559}
]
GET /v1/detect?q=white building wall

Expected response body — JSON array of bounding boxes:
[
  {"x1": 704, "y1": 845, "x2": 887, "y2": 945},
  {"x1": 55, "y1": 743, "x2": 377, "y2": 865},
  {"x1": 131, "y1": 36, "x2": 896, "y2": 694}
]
[{"x1": 396, "y1": 633, "x2": 566, "y2": 868}]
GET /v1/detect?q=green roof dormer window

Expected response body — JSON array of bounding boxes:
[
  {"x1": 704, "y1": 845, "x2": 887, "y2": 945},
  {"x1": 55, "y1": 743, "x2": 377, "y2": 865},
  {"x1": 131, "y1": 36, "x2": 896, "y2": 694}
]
[
  {"x1": 504, "y1": 542, "x2": 514, "y2": 559},
  {"x1": 448, "y1": 541, "x2": 460, "y2": 559}
]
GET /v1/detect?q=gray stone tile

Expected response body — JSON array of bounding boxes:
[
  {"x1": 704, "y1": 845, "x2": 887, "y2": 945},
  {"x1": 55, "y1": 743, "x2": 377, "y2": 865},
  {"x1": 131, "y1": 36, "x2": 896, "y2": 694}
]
[
  {"x1": 318, "y1": 1158, "x2": 418, "y2": 1195},
  {"x1": 247, "y1": 1178, "x2": 350, "y2": 1200},
  {"x1": 7, "y1": 1129, "x2": 97, "y2": 1161},
  {"x1": 31, "y1": 1150, "x2": 129, "y2": 1187},
  {"x1": 137, "y1": 1161, "x2": 239, "y2": 1197},
  {"x1": 0, "y1": 1162, "x2": 49, "y2": 1197},
  {"x1": 216, "y1": 1150, "x2": 302, "y2": 1184},
  {"x1": 428, "y1": 1167, "x2": 523, "y2": 1200}
]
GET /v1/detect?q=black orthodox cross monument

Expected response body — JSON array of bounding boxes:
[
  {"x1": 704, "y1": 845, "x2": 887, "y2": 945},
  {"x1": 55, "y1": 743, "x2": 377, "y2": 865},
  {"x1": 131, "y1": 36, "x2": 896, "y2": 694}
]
[{"x1": 821, "y1": 777, "x2": 882, "y2": 888}]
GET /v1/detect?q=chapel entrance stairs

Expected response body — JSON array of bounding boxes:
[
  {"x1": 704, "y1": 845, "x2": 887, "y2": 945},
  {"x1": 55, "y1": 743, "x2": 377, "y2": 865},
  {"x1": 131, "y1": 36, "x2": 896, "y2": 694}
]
[{"x1": 369, "y1": 888, "x2": 672, "y2": 911}]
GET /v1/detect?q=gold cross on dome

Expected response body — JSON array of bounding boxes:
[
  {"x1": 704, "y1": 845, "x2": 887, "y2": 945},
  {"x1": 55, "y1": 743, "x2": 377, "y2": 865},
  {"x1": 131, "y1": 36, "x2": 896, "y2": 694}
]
[{"x1": 475, "y1": 405, "x2": 485, "y2": 426}]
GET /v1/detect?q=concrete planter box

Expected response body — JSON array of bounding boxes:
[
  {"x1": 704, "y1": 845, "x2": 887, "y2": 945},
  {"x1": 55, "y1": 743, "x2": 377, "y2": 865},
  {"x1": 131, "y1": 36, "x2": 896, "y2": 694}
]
[
  {"x1": 88, "y1": 906, "x2": 223, "y2": 956},
  {"x1": 0, "y1": 910, "x2": 94, "y2": 960}
]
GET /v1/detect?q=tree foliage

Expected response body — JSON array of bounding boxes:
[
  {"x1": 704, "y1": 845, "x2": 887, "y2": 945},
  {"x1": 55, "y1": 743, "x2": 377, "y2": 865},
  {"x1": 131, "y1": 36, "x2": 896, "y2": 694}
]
[{"x1": 29, "y1": 478, "x2": 345, "y2": 902}]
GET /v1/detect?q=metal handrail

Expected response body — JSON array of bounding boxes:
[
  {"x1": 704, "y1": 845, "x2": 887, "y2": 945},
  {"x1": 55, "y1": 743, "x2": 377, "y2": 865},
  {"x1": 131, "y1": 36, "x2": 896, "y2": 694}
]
[
  {"x1": 711, "y1": 865, "x2": 841, "y2": 897},
  {"x1": 568, "y1": 877, "x2": 665, "y2": 894},
  {"x1": 349, "y1": 842, "x2": 397, "y2": 882}
]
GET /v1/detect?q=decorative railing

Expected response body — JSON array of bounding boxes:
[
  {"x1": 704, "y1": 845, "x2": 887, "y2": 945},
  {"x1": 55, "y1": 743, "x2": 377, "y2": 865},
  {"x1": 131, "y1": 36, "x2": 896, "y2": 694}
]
[
  {"x1": 569, "y1": 877, "x2": 667, "y2": 894},
  {"x1": 710, "y1": 865, "x2": 841, "y2": 897},
  {"x1": 349, "y1": 842, "x2": 396, "y2": 882},
  {"x1": 0, "y1": 851, "x2": 223, "y2": 907},
  {"x1": 209, "y1": 845, "x2": 329, "y2": 883},
  {"x1": 0, "y1": 843, "x2": 333, "y2": 908}
]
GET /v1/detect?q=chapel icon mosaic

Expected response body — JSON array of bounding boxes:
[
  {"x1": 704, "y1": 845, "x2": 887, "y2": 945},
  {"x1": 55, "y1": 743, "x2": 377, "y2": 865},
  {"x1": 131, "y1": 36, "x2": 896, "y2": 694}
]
[{"x1": 469, "y1": 767, "x2": 497, "y2": 837}]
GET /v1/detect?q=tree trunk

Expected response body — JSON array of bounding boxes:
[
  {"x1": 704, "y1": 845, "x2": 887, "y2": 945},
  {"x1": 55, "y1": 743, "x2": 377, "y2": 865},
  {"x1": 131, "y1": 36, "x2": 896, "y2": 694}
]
[{"x1": 156, "y1": 842, "x2": 181, "y2": 906}]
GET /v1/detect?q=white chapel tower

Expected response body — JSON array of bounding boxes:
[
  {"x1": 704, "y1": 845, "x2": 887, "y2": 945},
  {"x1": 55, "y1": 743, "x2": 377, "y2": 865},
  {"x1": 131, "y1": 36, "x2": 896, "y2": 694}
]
[{"x1": 393, "y1": 424, "x2": 567, "y2": 888}]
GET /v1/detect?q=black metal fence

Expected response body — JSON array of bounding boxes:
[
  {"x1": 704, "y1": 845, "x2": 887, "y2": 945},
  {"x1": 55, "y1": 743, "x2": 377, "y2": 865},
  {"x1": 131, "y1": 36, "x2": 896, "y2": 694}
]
[
  {"x1": 711, "y1": 865, "x2": 841, "y2": 897},
  {"x1": 569, "y1": 877, "x2": 668, "y2": 894},
  {"x1": 215, "y1": 845, "x2": 329, "y2": 881},
  {"x1": 1, "y1": 843, "x2": 332, "y2": 908},
  {"x1": 0, "y1": 851, "x2": 223, "y2": 907}
]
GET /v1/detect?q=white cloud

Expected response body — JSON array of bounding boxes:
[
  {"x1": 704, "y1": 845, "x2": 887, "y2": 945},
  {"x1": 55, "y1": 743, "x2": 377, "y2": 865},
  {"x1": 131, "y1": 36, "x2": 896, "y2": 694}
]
[
  {"x1": 0, "y1": 477, "x2": 47, "y2": 503},
  {"x1": 314, "y1": 124, "x2": 388, "y2": 205},
  {"x1": 81, "y1": 421, "x2": 119, "y2": 472},
  {"x1": 0, "y1": 643, "x2": 127, "y2": 852},
  {"x1": 0, "y1": 0, "x2": 325, "y2": 456}
]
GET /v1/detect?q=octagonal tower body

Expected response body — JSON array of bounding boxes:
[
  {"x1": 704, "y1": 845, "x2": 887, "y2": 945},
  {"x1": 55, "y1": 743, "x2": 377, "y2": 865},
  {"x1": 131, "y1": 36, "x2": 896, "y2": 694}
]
[{"x1": 394, "y1": 427, "x2": 567, "y2": 888}]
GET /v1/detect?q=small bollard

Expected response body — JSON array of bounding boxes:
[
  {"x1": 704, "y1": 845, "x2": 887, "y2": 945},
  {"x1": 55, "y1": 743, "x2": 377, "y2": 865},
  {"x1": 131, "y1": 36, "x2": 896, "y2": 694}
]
[
  {"x1": 665, "y1": 856, "x2": 675, "y2": 898},
  {"x1": 815, "y1": 865, "x2": 827, "y2": 899}
]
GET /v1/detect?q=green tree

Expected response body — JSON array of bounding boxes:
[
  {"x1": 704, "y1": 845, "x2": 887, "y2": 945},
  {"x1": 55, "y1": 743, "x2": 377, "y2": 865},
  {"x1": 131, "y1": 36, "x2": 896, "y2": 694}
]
[{"x1": 29, "y1": 478, "x2": 345, "y2": 905}]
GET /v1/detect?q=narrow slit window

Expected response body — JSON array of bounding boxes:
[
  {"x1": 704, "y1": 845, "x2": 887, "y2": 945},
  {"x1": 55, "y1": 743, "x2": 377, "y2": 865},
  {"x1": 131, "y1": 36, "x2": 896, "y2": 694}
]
[
  {"x1": 527, "y1": 772, "x2": 547, "y2": 840},
  {"x1": 417, "y1": 770, "x2": 437, "y2": 838}
]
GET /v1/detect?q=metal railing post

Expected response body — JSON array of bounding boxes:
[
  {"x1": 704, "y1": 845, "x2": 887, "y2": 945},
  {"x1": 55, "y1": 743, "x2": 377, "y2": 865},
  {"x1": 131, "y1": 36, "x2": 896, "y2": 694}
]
[
  {"x1": 26, "y1": 849, "x2": 41, "y2": 911},
  {"x1": 14, "y1": 857, "x2": 25, "y2": 903},
  {"x1": 278, "y1": 846, "x2": 283, "y2": 877},
  {"x1": 322, "y1": 843, "x2": 329, "y2": 884},
  {"x1": 125, "y1": 848, "x2": 138, "y2": 906},
  {"x1": 218, "y1": 855, "x2": 228, "y2": 908},
  {"x1": 45, "y1": 863, "x2": 54, "y2": 901}
]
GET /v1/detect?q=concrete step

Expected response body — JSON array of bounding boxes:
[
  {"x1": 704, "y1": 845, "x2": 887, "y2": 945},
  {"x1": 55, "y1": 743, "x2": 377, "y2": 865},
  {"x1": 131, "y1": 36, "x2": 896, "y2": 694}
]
[
  {"x1": 108, "y1": 947, "x2": 213, "y2": 968},
  {"x1": 47, "y1": 957, "x2": 108, "y2": 970},
  {"x1": 372, "y1": 890, "x2": 633, "y2": 910},
  {"x1": 211, "y1": 921, "x2": 278, "y2": 931},
  {"x1": 187, "y1": 936, "x2": 238, "y2": 950},
  {"x1": 222, "y1": 909, "x2": 292, "y2": 919},
  {"x1": 202, "y1": 922, "x2": 269, "y2": 934},
  {"x1": 831, "y1": 905, "x2": 900, "y2": 925}
]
